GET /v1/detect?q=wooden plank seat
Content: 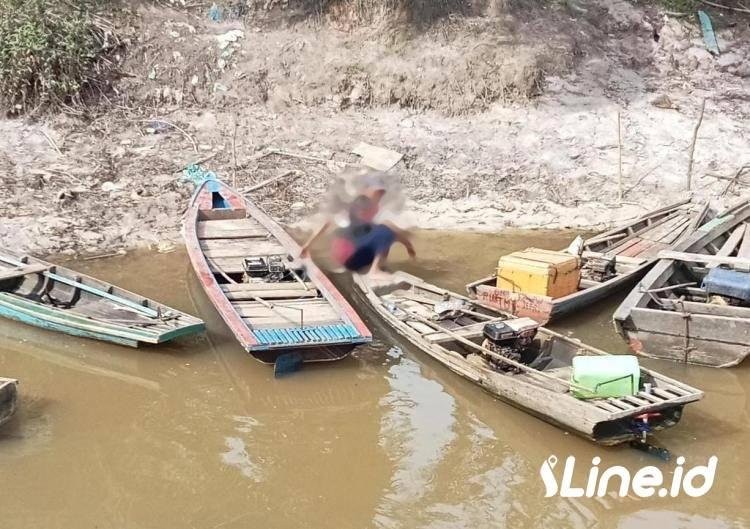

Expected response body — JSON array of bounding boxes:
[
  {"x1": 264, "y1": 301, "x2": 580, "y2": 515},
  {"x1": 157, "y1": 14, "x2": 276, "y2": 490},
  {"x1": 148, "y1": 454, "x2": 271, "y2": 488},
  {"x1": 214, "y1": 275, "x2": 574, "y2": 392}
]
[
  {"x1": 221, "y1": 282, "x2": 319, "y2": 301},
  {"x1": 200, "y1": 239, "x2": 287, "y2": 258},
  {"x1": 197, "y1": 218, "x2": 266, "y2": 240},
  {"x1": 0, "y1": 263, "x2": 48, "y2": 281}
]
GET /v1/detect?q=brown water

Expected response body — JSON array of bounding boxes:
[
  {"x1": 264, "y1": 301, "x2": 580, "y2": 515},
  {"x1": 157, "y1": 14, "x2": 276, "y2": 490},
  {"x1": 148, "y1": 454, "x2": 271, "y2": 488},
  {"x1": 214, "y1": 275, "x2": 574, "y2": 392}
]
[{"x1": 0, "y1": 230, "x2": 748, "y2": 529}]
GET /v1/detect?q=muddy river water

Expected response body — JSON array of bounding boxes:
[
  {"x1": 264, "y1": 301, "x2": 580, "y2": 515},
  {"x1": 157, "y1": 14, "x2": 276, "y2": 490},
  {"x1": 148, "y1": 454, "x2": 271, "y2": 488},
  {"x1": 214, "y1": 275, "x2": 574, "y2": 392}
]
[{"x1": 0, "y1": 230, "x2": 748, "y2": 529}]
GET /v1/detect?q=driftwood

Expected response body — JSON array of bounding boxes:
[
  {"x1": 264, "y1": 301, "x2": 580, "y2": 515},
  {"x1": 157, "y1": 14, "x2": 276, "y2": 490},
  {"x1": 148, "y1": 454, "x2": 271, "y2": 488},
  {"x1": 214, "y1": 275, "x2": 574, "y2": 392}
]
[{"x1": 244, "y1": 170, "x2": 299, "y2": 193}]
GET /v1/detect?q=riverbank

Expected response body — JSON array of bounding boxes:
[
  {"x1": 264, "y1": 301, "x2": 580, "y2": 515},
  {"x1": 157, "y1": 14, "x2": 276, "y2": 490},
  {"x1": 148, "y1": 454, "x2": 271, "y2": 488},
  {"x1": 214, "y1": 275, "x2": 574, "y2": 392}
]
[{"x1": 1, "y1": 1, "x2": 748, "y2": 256}]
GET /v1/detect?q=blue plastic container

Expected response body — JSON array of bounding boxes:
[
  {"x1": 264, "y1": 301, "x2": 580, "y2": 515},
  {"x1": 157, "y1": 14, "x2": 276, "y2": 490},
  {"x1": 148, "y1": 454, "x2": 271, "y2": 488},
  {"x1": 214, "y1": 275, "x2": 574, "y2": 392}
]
[{"x1": 702, "y1": 267, "x2": 750, "y2": 303}]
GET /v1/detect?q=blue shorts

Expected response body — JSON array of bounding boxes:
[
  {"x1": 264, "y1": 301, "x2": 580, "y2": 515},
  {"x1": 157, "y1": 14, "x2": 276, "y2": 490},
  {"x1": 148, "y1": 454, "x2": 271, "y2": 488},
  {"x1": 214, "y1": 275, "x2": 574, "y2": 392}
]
[{"x1": 337, "y1": 224, "x2": 396, "y2": 272}]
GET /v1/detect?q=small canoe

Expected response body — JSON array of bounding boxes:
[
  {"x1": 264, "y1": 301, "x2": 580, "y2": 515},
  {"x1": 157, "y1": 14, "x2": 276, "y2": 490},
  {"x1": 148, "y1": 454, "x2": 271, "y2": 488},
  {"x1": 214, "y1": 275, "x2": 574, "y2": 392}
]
[
  {"x1": 182, "y1": 177, "x2": 372, "y2": 364},
  {"x1": 0, "y1": 377, "x2": 18, "y2": 428},
  {"x1": 354, "y1": 271, "x2": 703, "y2": 445},
  {"x1": 0, "y1": 249, "x2": 205, "y2": 347},
  {"x1": 614, "y1": 200, "x2": 750, "y2": 367},
  {"x1": 466, "y1": 200, "x2": 709, "y2": 324}
]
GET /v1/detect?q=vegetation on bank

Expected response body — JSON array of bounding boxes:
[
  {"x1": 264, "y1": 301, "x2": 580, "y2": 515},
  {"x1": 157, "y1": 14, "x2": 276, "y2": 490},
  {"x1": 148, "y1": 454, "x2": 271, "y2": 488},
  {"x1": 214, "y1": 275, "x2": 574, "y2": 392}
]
[{"x1": 0, "y1": 0, "x2": 117, "y2": 114}]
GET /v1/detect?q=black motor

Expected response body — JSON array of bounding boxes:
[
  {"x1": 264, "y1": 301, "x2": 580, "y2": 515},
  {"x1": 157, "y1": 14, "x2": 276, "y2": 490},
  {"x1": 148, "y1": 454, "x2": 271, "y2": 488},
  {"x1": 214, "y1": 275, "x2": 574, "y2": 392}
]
[
  {"x1": 243, "y1": 254, "x2": 288, "y2": 282},
  {"x1": 481, "y1": 318, "x2": 539, "y2": 369}
]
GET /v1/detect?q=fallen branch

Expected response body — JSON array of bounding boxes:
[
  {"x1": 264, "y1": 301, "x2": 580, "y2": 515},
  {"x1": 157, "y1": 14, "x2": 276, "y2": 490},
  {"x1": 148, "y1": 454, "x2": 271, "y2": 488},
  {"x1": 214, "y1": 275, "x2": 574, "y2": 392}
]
[
  {"x1": 706, "y1": 165, "x2": 750, "y2": 196},
  {"x1": 236, "y1": 149, "x2": 276, "y2": 170},
  {"x1": 39, "y1": 129, "x2": 62, "y2": 156},
  {"x1": 699, "y1": 0, "x2": 750, "y2": 13},
  {"x1": 172, "y1": 152, "x2": 219, "y2": 174},
  {"x1": 137, "y1": 119, "x2": 198, "y2": 153},
  {"x1": 622, "y1": 164, "x2": 660, "y2": 198},
  {"x1": 686, "y1": 99, "x2": 707, "y2": 191},
  {"x1": 244, "y1": 170, "x2": 300, "y2": 193},
  {"x1": 268, "y1": 148, "x2": 357, "y2": 167}
]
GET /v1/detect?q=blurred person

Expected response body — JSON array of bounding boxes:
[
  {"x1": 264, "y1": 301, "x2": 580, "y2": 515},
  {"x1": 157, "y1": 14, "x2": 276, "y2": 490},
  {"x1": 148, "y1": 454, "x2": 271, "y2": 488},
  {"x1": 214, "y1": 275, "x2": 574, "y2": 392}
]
[{"x1": 299, "y1": 171, "x2": 415, "y2": 275}]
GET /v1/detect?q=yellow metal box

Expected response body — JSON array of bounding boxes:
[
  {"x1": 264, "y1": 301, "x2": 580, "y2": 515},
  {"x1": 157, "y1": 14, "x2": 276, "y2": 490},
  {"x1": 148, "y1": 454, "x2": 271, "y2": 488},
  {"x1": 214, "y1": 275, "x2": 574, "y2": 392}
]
[{"x1": 496, "y1": 248, "x2": 581, "y2": 298}]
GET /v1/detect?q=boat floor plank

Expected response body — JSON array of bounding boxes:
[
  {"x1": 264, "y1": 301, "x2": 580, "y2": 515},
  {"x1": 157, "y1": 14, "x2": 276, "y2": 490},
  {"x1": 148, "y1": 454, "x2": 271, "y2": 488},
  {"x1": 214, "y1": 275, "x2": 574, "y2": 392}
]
[
  {"x1": 221, "y1": 282, "x2": 315, "y2": 292},
  {"x1": 224, "y1": 289, "x2": 319, "y2": 301}
]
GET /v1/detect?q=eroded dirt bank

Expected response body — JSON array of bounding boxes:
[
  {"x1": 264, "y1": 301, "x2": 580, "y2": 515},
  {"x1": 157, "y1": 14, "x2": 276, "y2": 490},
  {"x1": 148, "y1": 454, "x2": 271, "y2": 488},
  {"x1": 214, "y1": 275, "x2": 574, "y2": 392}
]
[{"x1": 1, "y1": 0, "x2": 749, "y2": 255}]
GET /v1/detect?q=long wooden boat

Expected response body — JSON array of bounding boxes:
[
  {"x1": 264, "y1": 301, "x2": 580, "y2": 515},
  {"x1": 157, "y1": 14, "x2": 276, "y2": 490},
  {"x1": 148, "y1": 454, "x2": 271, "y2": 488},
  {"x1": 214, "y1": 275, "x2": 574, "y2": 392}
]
[
  {"x1": 0, "y1": 377, "x2": 18, "y2": 428},
  {"x1": 614, "y1": 201, "x2": 750, "y2": 367},
  {"x1": 182, "y1": 177, "x2": 372, "y2": 364},
  {"x1": 0, "y1": 249, "x2": 205, "y2": 347},
  {"x1": 354, "y1": 271, "x2": 703, "y2": 445},
  {"x1": 466, "y1": 200, "x2": 709, "y2": 324}
]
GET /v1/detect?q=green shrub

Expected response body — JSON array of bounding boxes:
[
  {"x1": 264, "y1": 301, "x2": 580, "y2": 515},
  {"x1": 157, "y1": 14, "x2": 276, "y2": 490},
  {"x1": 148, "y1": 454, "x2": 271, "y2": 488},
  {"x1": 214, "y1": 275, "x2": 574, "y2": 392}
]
[{"x1": 0, "y1": 0, "x2": 116, "y2": 114}]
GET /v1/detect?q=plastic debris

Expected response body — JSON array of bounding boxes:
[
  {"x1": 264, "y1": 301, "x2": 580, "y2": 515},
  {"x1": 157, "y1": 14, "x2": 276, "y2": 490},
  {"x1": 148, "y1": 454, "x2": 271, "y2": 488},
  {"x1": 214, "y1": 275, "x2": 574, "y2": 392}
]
[
  {"x1": 698, "y1": 10, "x2": 720, "y2": 57},
  {"x1": 216, "y1": 30, "x2": 244, "y2": 50},
  {"x1": 183, "y1": 164, "x2": 218, "y2": 186},
  {"x1": 208, "y1": 3, "x2": 223, "y2": 22}
]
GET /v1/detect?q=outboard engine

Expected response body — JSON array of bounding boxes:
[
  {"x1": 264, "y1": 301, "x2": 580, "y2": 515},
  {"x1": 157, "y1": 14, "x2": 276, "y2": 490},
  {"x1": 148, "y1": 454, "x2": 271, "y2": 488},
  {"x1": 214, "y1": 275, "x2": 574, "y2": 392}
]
[
  {"x1": 243, "y1": 254, "x2": 291, "y2": 283},
  {"x1": 702, "y1": 267, "x2": 750, "y2": 306},
  {"x1": 481, "y1": 317, "x2": 540, "y2": 371}
]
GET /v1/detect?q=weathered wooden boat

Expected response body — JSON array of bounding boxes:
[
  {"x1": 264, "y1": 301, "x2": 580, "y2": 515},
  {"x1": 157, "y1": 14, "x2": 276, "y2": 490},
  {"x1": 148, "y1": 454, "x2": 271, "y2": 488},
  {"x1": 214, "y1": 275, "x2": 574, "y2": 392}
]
[
  {"x1": 466, "y1": 200, "x2": 709, "y2": 323},
  {"x1": 182, "y1": 176, "x2": 372, "y2": 365},
  {"x1": 614, "y1": 200, "x2": 750, "y2": 367},
  {"x1": 354, "y1": 271, "x2": 703, "y2": 445},
  {"x1": 0, "y1": 377, "x2": 18, "y2": 428},
  {"x1": 0, "y1": 249, "x2": 205, "y2": 347}
]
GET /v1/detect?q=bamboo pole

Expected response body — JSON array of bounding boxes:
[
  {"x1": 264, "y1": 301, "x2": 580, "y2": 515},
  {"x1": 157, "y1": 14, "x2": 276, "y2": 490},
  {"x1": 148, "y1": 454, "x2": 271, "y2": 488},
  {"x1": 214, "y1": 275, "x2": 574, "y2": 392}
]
[{"x1": 687, "y1": 99, "x2": 707, "y2": 191}]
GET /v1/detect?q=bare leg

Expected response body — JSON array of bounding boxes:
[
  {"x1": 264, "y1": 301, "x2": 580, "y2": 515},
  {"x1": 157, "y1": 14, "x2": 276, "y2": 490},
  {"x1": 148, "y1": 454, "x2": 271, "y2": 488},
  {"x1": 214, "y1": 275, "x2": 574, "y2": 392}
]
[
  {"x1": 382, "y1": 221, "x2": 416, "y2": 258},
  {"x1": 371, "y1": 248, "x2": 391, "y2": 273}
]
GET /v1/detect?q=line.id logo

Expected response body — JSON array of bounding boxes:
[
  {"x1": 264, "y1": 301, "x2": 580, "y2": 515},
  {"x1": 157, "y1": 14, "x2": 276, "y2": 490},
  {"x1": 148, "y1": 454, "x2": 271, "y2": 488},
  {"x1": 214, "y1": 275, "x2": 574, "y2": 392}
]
[{"x1": 540, "y1": 455, "x2": 718, "y2": 498}]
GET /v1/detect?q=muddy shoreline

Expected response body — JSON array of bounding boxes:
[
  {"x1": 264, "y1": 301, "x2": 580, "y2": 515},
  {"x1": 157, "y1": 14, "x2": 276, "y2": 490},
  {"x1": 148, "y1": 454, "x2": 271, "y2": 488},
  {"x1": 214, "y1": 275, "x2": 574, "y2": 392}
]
[{"x1": 1, "y1": 1, "x2": 749, "y2": 256}]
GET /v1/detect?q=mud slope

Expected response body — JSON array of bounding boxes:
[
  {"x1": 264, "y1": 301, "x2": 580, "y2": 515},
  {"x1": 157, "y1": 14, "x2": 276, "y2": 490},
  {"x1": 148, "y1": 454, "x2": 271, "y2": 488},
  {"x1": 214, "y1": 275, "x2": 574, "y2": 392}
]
[{"x1": 0, "y1": 0, "x2": 748, "y2": 254}]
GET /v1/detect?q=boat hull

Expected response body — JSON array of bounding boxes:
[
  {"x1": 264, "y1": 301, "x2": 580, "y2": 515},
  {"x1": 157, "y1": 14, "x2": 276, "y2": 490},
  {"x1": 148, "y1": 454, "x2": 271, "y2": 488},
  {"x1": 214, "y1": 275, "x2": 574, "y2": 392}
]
[
  {"x1": 355, "y1": 272, "x2": 702, "y2": 445},
  {"x1": 0, "y1": 250, "x2": 205, "y2": 348},
  {"x1": 614, "y1": 203, "x2": 750, "y2": 367},
  {"x1": 182, "y1": 177, "x2": 371, "y2": 365},
  {"x1": 466, "y1": 200, "x2": 708, "y2": 322},
  {"x1": 0, "y1": 378, "x2": 18, "y2": 428},
  {"x1": 470, "y1": 264, "x2": 650, "y2": 324}
]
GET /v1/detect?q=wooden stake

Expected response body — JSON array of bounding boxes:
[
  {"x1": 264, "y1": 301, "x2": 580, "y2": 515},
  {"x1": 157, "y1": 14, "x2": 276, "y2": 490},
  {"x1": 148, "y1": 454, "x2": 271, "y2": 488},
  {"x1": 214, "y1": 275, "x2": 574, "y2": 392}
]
[
  {"x1": 231, "y1": 121, "x2": 238, "y2": 188},
  {"x1": 687, "y1": 99, "x2": 707, "y2": 191},
  {"x1": 617, "y1": 111, "x2": 623, "y2": 203}
]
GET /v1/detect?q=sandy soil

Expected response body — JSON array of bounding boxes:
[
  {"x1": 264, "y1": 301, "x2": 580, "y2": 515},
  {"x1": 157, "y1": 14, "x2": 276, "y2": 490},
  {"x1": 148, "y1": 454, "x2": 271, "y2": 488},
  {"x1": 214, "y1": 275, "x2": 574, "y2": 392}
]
[{"x1": 1, "y1": 0, "x2": 749, "y2": 255}]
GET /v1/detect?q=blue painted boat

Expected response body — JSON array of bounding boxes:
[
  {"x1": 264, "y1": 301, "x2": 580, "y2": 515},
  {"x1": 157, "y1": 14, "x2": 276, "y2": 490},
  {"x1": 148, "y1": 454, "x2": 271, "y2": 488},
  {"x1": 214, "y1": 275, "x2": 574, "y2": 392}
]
[{"x1": 0, "y1": 248, "x2": 205, "y2": 347}]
